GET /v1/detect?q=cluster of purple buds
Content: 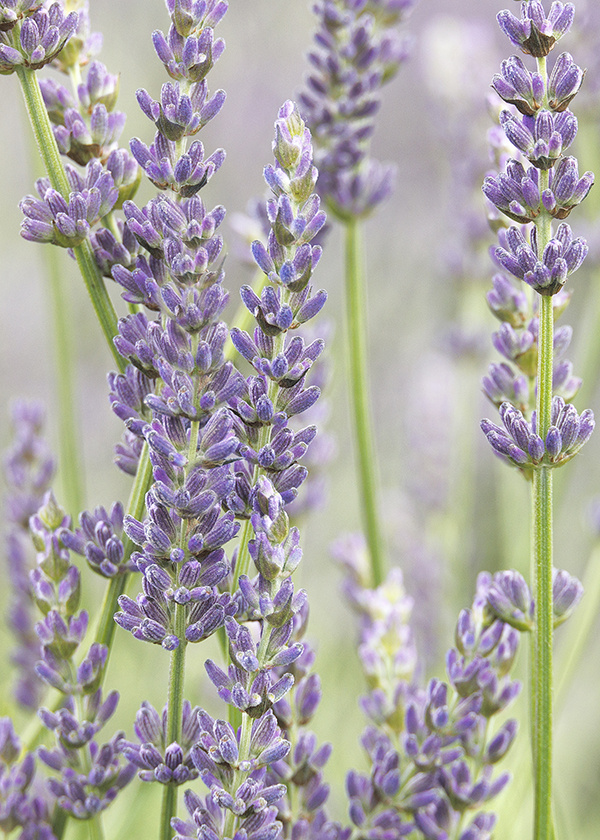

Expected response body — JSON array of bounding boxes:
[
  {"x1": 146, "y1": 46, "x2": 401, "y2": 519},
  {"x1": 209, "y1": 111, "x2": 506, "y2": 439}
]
[
  {"x1": 39, "y1": 61, "x2": 126, "y2": 166},
  {"x1": 483, "y1": 154, "x2": 593, "y2": 226},
  {"x1": 108, "y1": 2, "x2": 245, "y2": 660},
  {"x1": 298, "y1": 0, "x2": 417, "y2": 219},
  {"x1": 0, "y1": 717, "x2": 54, "y2": 839},
  {"x1": 114, "y1": 445, "x2": 238, "y2": 649},
  {"x1": 492, "y1": 52, "x2": 585, "y2": 117},
  {"x1": 10, "y1": 0, "x2": 141, "y2": 277},
  {"x1": 229, "y1": 101, "x2": 327, "y2": 516},
  {"x1": 24, "y1": 493, "x2": 135, "y2": 820},
  {"x1": 483, "y1": 273, "x2": 580, "y2": 415},
  {"x1": 265, "y1": 603, "x2": 348, "y2": 839},
  {"x1": 481, "y1": 0, "x2": 595, "y2": 469},
  {"x1": 483, "y1": 2, "x2": 593, "y2": 294},
  {"x1": 175, "y1": 478, "x2": 338, "y2": 839},
  {"x1": 122, "y1": 701, "x2": 201, "y2": 786},
  {"x1": 497, "y1": 1, "x2": 574, "y2": 58},
  {"x1": 492, "y1": 221, "x2": 587, "y2": 296},
  {"x1": 61, "y1": 501, "x2": 133, "y2": 579},
  {"x1": 0, "y1": 2, "x2": 78, "y2": 73},
  {"x1": 342, "y1": 571, "x2": 522, "y2": 839},
  {"x1": 486, "y1": 567, "x2": 582, "y2": 630},
  {"x1": 3, "y1": 401, "x2": 54, "y2": 709},
  {"x1": 20, "y1": 160, "x2": 118, "y2": 248},
  {"x1": 481, "y1": 395, "x2": 594, "y2": 469}
]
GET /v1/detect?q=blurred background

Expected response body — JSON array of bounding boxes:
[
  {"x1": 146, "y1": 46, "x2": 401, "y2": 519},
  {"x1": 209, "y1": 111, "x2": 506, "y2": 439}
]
[{"x1": 2, "y1": 0, "x2": 600, "y2": 837}]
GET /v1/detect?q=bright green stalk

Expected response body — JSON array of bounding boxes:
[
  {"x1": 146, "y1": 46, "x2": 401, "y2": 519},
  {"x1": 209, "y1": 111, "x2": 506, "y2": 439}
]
[
  {"x1": 45, "y1": 239, "x2": 85, "y2": 518},
  {"x1": 159, "y1": 601, "x2": 187, "y2": 840},
  {"x1": 344, "y1": 218, "x2": 386, "y2": 587},
  {"x1": 531, "y1": 53, "x2": 554, "y2": 830},
  {"x1": 15, "y1": 64, "x2": 125, "y2": 373}
]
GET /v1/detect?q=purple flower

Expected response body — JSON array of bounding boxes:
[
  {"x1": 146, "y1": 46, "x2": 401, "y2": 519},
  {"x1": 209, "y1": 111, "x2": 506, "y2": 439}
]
[
  {"x1": 122, "y1": 701, "x2": 200, "y2": 785},
  {"x1": 493, "y1": 222, "x2": 588, "y2": 296},
  {"x1": 20, "y1": 160, "x2": 118, "y2": 247},
  {"x1": 299, "y1": 0, "x2": 416, "y2": 218},
  {"x1": 481, "y1": 397, "x2": 594, "y2": 468},
  {"x1": 497, "y1": 1, "x2": 575, "y2": 58},
  {"x1": 0, "y1": 2, "x2": 78, "y2": 72}
]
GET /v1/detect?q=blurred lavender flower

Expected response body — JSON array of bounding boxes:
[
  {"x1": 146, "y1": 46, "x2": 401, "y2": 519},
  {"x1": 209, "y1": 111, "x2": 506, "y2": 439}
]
[
  {"x1": 341, "y1": 569, "x2": 521, "y2": 838},
  {"x1": 3, "y1": 400, "x2": 54, "y2": 710},
  {"x1": 299, "y1": 0, "x2": 417, "y2": 219},
  {"x1": 0, "y1": 718, "x2": 55, "y2": 840}
]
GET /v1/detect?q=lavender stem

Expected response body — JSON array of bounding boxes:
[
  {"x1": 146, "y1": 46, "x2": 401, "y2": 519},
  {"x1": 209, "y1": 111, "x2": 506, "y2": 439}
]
[
  {"x1": 344, "y1": 218, "x2": 386, "y2": 587},
  {"x1": 45, "y1": 244, "x2": 84, "y2": 518},
  {"x1": 532, "y1": 53, "x2": 555, "y2": 835}
]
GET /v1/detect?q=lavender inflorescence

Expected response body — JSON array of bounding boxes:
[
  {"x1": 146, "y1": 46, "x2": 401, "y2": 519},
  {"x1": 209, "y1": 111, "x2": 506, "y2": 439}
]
[
  {"x1": 336, "y1": 560, "x2": 521, "y2": 840},
  {"x1": 299, "y1": 0, "x2": 417, "y2": 219},
  {"x1": 482, "y1": 1, "x2": 594, "y2": 457},
  {"x1": 3, "y1": 401, "x2": 54, "y2": 710}
]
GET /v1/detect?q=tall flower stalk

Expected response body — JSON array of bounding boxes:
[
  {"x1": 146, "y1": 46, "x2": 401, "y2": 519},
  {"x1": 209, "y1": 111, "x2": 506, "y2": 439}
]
[
  {"x1": 481, "y1": 2, "x2": 594, "y2": 835},
  {"x1": 299, "y1": 0, "x2": 417, "y2": 587}
]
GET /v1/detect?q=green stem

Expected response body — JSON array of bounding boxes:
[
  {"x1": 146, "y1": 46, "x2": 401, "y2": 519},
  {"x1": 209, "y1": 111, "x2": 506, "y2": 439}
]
[
  {"x1": 160, "y1": 603, "x2": 187, "y2": 840},
  {"x1": 343, "y1": 218, "x2": 386, "y2": 587},
  {"x1": 46, "y1": 221, "x2": 85, "y2": 518},
  {"x1": 532, "y1": 182, "x2": 554, "y2": 839},
  {"x1": 15, "y1": 64, "x2": 124, "y2": 372},
  {"x1": 532, "y1": 462, "x2": 553, "y2": 840}
]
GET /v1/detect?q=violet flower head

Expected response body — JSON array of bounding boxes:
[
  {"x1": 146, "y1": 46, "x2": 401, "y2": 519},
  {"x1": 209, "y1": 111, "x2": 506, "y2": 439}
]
[
  {"x1": 481, "y1": 396, "x2": 594, "y2": 470},
  {"x1": 0, "y1": 2, "x2": 78, "y2": 73},
  {"x1": 229, "y1": 101, "x2": 327, "y2": 517},
  {"x1": 3, "y1": 401, "x2": 54, "y2": 710},
  {"x1": 20, "y1": 159, "x2": 119, "y2": 247},
  {"x1": 299, "y1": 0, "x2": 417, "y2": 219},
  {"x1": 0, "y1": 719, "x2": 54, "y2": 839},
  {"x1": 342, "y1": 569, "x2": 521, "y2": 838},
  {"x1": 497, "y1": 1, "x2": 575, "y2": 58},
  {"x1": 122, "y1": 701, "x2": 201, "y2": 785},
  {"x1": 111, "y1": 0, "x2": 242, "y2": 658}
]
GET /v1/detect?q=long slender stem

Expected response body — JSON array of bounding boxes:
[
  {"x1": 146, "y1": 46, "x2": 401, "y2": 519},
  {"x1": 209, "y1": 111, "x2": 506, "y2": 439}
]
[
  {"x1": 532, "y1": 460, "x2": 553, "y2": 840},
  {"x1": 532, "y1": 111, "x2": 555, "y2": 837},
  {"x1": 46, "y1": 218, "x2": 85, "y2": 518},
  {"x1": 15, "y1": 64, "x2": 125, "y2": 372},
  {"x1": 160, "y1": 603, "x2": 187, "y2": 840},
  {"x1": 344, "y1": 218, "x2": 386, "y2": 587}
]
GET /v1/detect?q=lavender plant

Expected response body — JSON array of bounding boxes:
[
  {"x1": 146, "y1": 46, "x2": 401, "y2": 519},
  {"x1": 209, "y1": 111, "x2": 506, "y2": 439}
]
[
  {"x1": 2, "y1": 1, "x2": 600, "y2": 840},
  {"x1": 481, "y1": 1, "x2": 593, "y2": 836}
]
